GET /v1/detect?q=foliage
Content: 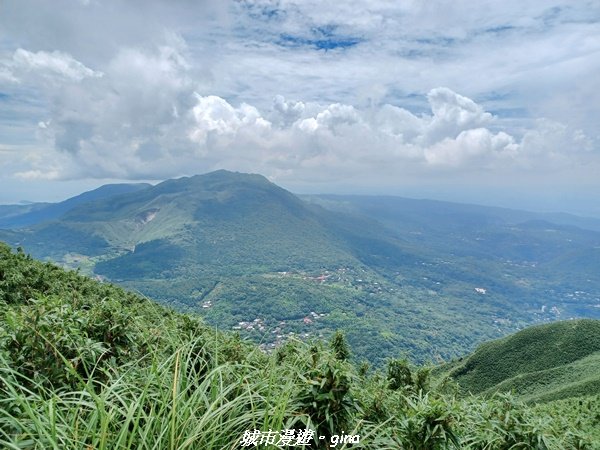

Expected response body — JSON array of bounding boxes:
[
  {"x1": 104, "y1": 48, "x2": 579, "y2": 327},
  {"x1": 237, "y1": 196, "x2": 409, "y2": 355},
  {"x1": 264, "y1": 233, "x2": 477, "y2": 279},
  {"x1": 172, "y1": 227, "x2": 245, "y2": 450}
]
[
  {"x1": 330, "y1": 331, "x2": 351, "y2": 361},
  {"x1": 444, "y1": 319, "x2": 600, "y2": 402},
  {"x1": 0, "y1": 243, "x2": 597, "y2": 448},
  {"x1": 388, "y1": 358, "x2": 413, "y2": 391}
]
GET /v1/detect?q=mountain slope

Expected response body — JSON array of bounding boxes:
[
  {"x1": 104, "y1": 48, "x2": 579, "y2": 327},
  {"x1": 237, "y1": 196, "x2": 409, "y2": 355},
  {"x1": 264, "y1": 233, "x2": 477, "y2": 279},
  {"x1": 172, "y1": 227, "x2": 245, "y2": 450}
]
[
  {"x1": 1, "y1": 242, "x2": 595, "y2": 449},
  {"x1": 1, "y1": 170, "x2": 599, "y2": 365},
  {"x1": 304, "y1": 194, "x2": 600, "y2": 233},
  {"x1": 446, "y1": 319, "x2": 600, "y2": 402},
  {"x1": 71, "y1": 171, "x2": 360, "y2": 276},
  {"x1": 306, "y1": 194, "x2": 600, "y2": 319},
  {"x1": 0, "y1": 183, "x2": 151, "y2": 229}
]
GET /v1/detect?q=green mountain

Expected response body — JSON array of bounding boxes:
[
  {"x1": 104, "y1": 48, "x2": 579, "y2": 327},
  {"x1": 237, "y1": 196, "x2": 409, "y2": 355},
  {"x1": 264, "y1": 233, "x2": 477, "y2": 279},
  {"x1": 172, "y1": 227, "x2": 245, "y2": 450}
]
[
  {"x1": 1, "y1": 170, "x2": 599, "y2": 366},
  {"x1": 445, "y1": 319, "x2": 600, "y2": 403},
  {"x1": 303, "y1": 194, "x2": 600, "y2": 233},
  {"x1": 0, "y1": 183, "x2": 150, "y2": 229},
  {"x1": 0, "y1": 243, "x2": 598, "y2": 448},
  {"x1": 306, "y1": 194, "x2": 600, "y2": 319}
]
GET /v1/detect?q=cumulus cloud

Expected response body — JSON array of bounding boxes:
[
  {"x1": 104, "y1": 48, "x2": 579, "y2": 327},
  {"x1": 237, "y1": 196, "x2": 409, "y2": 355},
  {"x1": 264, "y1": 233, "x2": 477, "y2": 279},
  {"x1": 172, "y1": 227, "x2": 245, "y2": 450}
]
[
  {"x1": 38, "y1": 40, "x2": 200, "y2": 178},
  {"x1": 271, "y1": 95, "x2": 305, "y2": 126},
  {"x1": 14, "y1": 60, "x2": 593, "y2": 184},
  {"x1": 0, "y1": 4, "x2": 595, "y2": 187},
  {"x1": 373, "y1": 104, "x2": 425, "y2": 143},
  {"x1": 189, "y1": 95, "x2": 271, "y2": 145},
  {"x1": 0, "y1": 0, "x2": 597, "y2": 212},
  {"x1": 517, "y1": 119, "x2": 594, "y2": 168},
  {"x1": 296, "y1": 103, "x2": 361, "y2": 134},
  {"x1": 425, "y1": 128, "x2": 518, "y2": 167},
  {"x1": 423, "y1": 88, "x2": 493, "y2": 145}
]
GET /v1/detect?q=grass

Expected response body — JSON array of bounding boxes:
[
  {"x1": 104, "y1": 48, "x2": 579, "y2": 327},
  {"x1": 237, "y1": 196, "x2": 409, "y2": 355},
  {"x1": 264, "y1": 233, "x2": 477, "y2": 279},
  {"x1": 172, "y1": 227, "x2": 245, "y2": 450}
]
[
  {"x1": 3, "y1": 339, "x2": 595, "y2": 449},
  {"x1": 0, "y1": 337, "x2": 303, "y2": 450},
  {"x1": 446, "y1": 319, "x2": 600, "y2": 397},
  {"x1": 484, "y1": 352, "x2": 600, "y2": 403}
]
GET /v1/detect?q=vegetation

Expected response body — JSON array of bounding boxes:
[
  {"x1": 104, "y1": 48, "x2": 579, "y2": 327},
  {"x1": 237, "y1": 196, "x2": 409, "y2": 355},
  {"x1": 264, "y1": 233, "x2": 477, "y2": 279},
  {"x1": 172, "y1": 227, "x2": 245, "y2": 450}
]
[
  {"x1": 443, "y1": 319, "x2": 600, "y2": 402},
  {"x1": 1, "y1": 243, "x2": 599, "y2": 448},
  {"x1": 0, "y1": 184, "x2": 150, "y2": 229},
  {"x1": 4, "y1": 171, "x2": 600, "y2": 368}
]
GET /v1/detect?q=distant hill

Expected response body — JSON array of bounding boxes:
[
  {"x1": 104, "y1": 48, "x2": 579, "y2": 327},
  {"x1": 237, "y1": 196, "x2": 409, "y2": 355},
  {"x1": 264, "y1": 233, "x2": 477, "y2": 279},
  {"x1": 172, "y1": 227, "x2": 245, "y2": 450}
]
[
  {"x1": 445, "y1": 319, "x2": 600, "y2": 402},
  {"x1": 303, "y1": 194, "x2": 600, "y2": 233},
  {"x1": 1, "y1": 170, "x2": 599, "y2": 365},
  {"x1": 0, "y1": 183, "x2": 151, "y2": 229}
]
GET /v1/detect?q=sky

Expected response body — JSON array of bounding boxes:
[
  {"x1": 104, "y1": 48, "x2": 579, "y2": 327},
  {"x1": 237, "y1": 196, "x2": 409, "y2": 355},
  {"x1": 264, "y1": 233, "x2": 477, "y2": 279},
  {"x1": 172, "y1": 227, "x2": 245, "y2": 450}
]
[{"x1": 1, "y1": 0, "x2": 599, "y2": 216}]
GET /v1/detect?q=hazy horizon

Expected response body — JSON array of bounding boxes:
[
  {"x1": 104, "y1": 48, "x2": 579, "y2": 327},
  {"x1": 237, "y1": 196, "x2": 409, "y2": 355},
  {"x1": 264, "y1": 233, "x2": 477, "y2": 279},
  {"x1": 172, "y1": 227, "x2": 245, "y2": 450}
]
[
  {"x1": 2, "y1": 170, "x2": 599, "y2": 220},
  {"x1": 1, "y1": 1, "x2": 599, "y2": 216}
]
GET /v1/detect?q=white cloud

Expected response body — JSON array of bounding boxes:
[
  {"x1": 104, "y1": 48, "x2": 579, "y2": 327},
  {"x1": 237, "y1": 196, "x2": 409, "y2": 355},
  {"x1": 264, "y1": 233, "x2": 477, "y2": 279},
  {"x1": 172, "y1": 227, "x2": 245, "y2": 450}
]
[
  {"x1": 0, "y1": 66, "x2": 19, "y2": 83},
  {"x1": 271, "y1": 95, "x2": 305, "y2": 126},
  {"x1": 296, "y1": 103, "x2": 361, "y2": 134},
  {"x1": 14, "y1": 169, "x2": 61, "y2": 180},
  {"x1": 373, "y1": 104, "x2": 425, "y2": 143},
  {"x1": 12, "y1": 72, "x2": 594, "y2": 183},
  {"x1": 423, "y1": 87, "x2": 493, "y2": 144},
  {"x1": 189, "y1": 95, "x2": 271, "y2": 145},
  {"x1": 517, "y1": 118, "x2": 595, "y2": 169},
  {"x1": 0, "y1": 0, "x2": 599, "y2": 209},
  {"x1": 40, "y1": 41, "x2": 200, "y2": 178},
  {"x1": 9, "y1": 49, "x2": 102, "y2": 82},
  {"x1": 425, "y1": 128, "x2": 518, "y2": 167}
]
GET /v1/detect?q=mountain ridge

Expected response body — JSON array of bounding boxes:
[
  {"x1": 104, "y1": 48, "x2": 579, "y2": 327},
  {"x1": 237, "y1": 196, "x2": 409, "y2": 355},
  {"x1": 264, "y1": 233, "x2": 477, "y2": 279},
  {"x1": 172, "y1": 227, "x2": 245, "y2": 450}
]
[{"x1": 0, "y1": 182, "x2": 151, "y2": 229}]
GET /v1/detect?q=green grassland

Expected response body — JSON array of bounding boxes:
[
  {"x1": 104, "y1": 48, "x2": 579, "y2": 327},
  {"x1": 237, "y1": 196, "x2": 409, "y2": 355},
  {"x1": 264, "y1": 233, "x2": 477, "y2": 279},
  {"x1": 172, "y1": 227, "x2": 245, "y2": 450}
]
[{"x1": 1, "y1": 243, "x2": 599, "y2": 449}]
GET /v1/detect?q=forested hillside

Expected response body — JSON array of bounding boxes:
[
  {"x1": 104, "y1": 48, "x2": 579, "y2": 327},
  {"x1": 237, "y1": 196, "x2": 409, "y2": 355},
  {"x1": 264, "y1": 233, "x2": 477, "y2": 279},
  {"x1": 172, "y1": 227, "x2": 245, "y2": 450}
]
[
  {"x1": 0, "y1": 183, "x2": 150, "y2": 229},
  {"x1": 1, "y1": 243, "x2": 598, "y2": 448},
  {"x1": 444, "y1": 319, "x2": 600, "y2": 403},
  {"x1": 2, "y1": 171, "x2": 599, "y2": 367}
]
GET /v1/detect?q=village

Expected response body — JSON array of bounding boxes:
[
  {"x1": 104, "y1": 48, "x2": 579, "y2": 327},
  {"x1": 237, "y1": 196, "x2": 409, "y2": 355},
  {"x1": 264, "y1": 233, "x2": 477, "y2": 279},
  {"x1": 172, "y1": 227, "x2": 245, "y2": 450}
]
[{"x1": 231, "y1": 311, "x2": 329, "y2": 350}]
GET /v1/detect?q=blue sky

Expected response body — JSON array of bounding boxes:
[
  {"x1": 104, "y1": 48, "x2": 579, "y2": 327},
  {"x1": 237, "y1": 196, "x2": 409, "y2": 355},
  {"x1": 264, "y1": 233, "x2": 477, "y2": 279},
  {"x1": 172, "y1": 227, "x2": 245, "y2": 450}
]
[{"x1": 1, "y1": 0, "x2": 599, "y2": 216}]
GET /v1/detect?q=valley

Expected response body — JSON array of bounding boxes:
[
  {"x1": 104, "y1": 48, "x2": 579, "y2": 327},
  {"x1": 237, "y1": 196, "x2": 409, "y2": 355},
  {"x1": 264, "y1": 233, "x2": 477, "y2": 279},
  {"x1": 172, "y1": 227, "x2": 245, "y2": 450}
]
[
  {"x1": 1, "y1": 242, "x2": 599, "y2": 448},
  {"x1": 1, "y1": 170, "x2": 599, "y2": 365}
]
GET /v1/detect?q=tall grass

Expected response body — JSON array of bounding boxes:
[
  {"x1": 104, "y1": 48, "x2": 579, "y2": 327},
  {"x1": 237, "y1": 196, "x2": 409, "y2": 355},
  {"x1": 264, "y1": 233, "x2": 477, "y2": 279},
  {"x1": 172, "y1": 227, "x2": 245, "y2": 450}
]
[
  {"x1": 0, "y1": 336, "x2": 309, "y2": 450},
  {"x1": 2, "y1": 336, "x2": 597, "y2": 449}
]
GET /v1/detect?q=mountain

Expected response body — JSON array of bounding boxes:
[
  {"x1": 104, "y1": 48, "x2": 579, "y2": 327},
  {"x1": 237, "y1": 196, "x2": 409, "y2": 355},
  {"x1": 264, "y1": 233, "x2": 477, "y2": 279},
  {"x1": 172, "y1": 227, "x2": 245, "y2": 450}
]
[
  {"x1": 306, "y1": 194, "x2": 600, "y2": 316},
  {"x1": 305, "y1": 194, "x2": 600, "y2": 276},
  {"x1": 302, "y1": 194, "x2": 600, "y2": 233},
  {"x1": 0, "y1": 183, "x2": 151, "y2": 229},
  {"x1": 1, "y1": 170, "x2": 599, "y2": 366},
  {"x1": 0, "y1": 202, "x2": 50, "y2": 228},
  {"x1": 71, "y1": 170, "x2": 359, "y2": 276},
  {"x1": 444, "y1": 319, "x2": 600, "y2": 403}
]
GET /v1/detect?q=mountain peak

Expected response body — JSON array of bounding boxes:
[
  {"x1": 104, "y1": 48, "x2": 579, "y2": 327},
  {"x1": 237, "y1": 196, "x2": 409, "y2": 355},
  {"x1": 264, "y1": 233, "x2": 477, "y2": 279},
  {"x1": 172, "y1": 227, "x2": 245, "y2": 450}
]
[
  {"x1": 152, "y1": 170, "x2": 273, "y2": 193},
  {"x1": 188, "y1": 169, "x2": 271, "y2": 185}
]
